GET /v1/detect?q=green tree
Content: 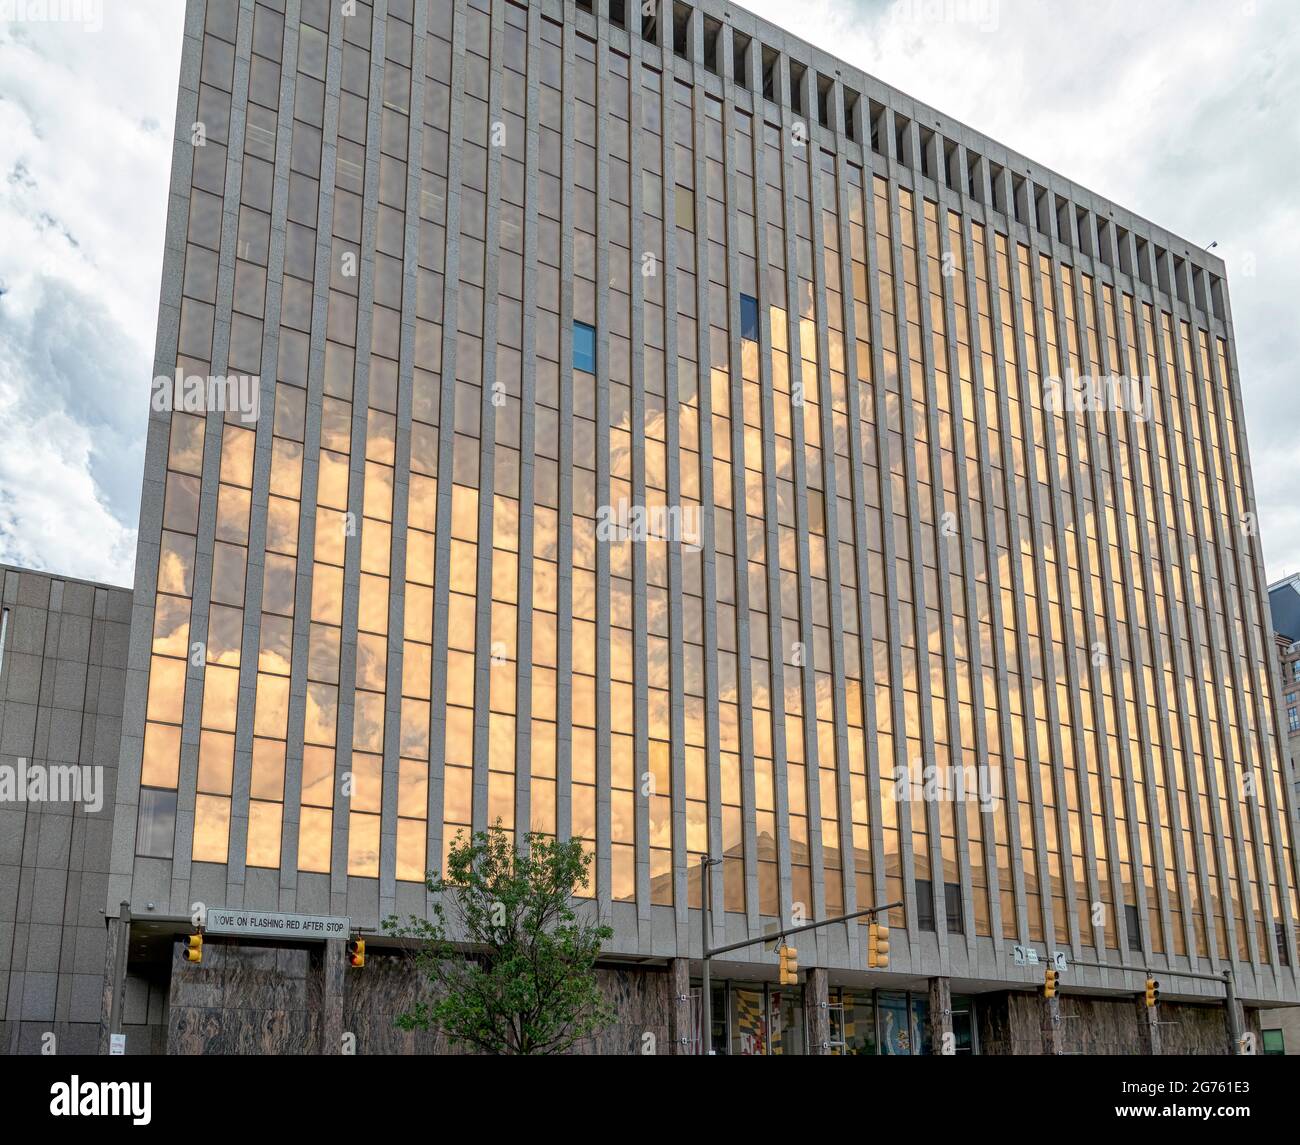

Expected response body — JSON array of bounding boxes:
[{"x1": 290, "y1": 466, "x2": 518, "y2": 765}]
[{"x1": 384, "y1": 825, "x2": 614, "y2": 1055}]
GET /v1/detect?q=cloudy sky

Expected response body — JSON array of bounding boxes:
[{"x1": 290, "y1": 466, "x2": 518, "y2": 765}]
[{"x1": 1, "y1": 0, "x2": 1297, "y2": 589}]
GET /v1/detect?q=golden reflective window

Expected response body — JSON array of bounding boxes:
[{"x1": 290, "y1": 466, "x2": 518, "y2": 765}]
[
  {"x1": 317, "y1": 449, "x2": 351, "y2": 511},
  {"x1": 445, "y1": 705, "x2": 475, "y2": 767},
  {"x1": 258, "y1": 613, "x2": 292, "y2": 675},
  {"x1": 396, "y1": 818, "x2": 427, "y2": 883},
  {"x1": 348, "y1": 815, "x2": 381, "y2": 876},
  {"x1": 358, "y1": 573, "x2": 390, "y2": 635},
  {"x1": 146, "y1": 655, "x2": 187, "y2": 725},
  {"x1": 404, "y1": 584, "x2": 434, "y2": 645},
  {"x1": 168, "y1": 413, "x2": 205, "y2": 475},
  {"x1": 363, "y1": 462, "x2": 394, "y2": 521},
  {"x1": 197, "y1": 730, "x2": 234, "y2": 796},
  {"x1": 351, "y1": 631, "x2": 384, "y2": 691},
  {"x1": 448, "y1": 591, "x2": 476, "y2": 651},
  {"x1": 353, "y1": 691, "x2": 385, "y2": 754},
  {"x1": 314, "y1": 508, "x2": 347, "y2": 565},
  {"x1": 207, "y1": 603, "x2": 243, "y2": 666},
  {"x1": 157, "y1": 531, "x2": 196, "y2": 596},
  {"x1": 303, "y1": 683, "x2": 336, "y2": 748},
  {"x1": 349, "y1": 751, "x2": 383, "y2": 814},
  {"x1": 250, "y1": 737, "x2": 286, "y2": 801},
  {"x1": 406, "y1": 528, "x2": 436, "y2": 585},
  {"x1": 270, "y1": 437, "x2": 304, "y2": 498},
  {"x1": 253, "y1": 673, "x2": 289, "y2": 739},
  {"x1": 163, "y1": 472, "x2": 201, "y2": 535},
  {"x1": 152, "y1": 594, "x2": 190, "y2": 658},
  {"x1": 210, "y1": 542, "x2": 247, "y2": 607},
  {"x1": 311, "y1": 565, "x2": 344, "y2": 625},
  {"x1": 449, "y1": 540, "x2": 477, "y2": 595},
  {"x1": 141, "y1": 722, "x2": 181, "y2": 788},
  {"x1": 266, "y1": 496, "x2": 299, "y2": 555},
  {"x1": 381, "y1": 744, "x2": 424, "y2": 819},
  {"x1": 301, "y1": 746, "x2": 335, "y2": 809},
  {"x1": 246, "y1": 800, "x2": 283, "y2": 868},
  {"x1": 401, "y1": 699, "x2": 430, "y2": 760},
  {"x1": 438, "y1": 652, "x2": 471, "y2": 711},
  {"x1": 366, "y1": 408, "x2": 397, "y2": 464},
  {"x1": 220, "y1": 424, "x2": 256, "y2": 487},
  {"x1": 361, "y1": 519, "x2": 392, "y2": 574},
  {"x1": 444, "y1": 765, "x2": 472, "y2": 825},
  {"x1": 192, "y1": 795, "x2": 230, "y2": 864},
  {"x1": 298, "y1": 805, "x2": 332, "y2": 872},
  {"x1": 260, "y1": 553, "x2": 295, "y2": 617}
]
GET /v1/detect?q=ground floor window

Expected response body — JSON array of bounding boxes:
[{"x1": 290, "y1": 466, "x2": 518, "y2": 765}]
[{"x1": 695, "y1": 980, "x2": 976, "y2": 1055}]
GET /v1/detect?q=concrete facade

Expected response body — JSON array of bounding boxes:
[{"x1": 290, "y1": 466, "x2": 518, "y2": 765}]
[
  {"x1": 3, "y1": 0, "x2": 1298, "y2": 1055},
  {"x1": 102, "y1": 0, "x2": 1300, "y2": 1050},
  {"x1": 0, "y1": 565, "x2": 132, "y2": 1054}
]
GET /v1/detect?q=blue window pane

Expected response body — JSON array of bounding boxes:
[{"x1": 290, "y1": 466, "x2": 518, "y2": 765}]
[
  {"x1": 574, "y1": 321, "x2": 596, "y2": 373},
  {"x1": 740, "y1": 293, "x2": 759, "y2": 341}
]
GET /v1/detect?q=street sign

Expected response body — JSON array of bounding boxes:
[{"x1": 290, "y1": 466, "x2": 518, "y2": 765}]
[
  {"x1": 1052, "y1": 950, "x2": 1068, "y2": 973},
  {"x1": 1013, "y1": 944, "x2": 1042, "y2": 966},
  {"x1": 109, "y1": 1033, "x2": 126, "y2": 1056},
  {"x1": 203, "y1": 908, "x2": 349, "y2": 940}
]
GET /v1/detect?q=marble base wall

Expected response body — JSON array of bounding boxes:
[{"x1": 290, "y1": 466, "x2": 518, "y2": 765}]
[
  {"x1": 169, "y1": 940, "x2": 675, "y2": 1055},
  {"x1": 977, "y1": 990, "x2": 1264, "y2": 1055},
  {"x1": 168, "y1": 945, "x2": 1272, "y2": 1055},
  {"x1": 168, "y1": 939, "x2": 321, "y2": 1054}
]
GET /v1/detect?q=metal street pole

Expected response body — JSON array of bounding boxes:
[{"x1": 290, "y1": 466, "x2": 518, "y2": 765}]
[{"x1": 700, "y1": 855, "x2": 713, "y2": 1055}]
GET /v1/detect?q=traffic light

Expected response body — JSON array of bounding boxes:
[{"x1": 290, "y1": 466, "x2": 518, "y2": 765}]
[
  {"x1": 347, "y1": 937, "x2": 366, "y2": 969},
  {"x1": 778, "y1": 945, "x2": 798, "y2": 985},
  {"x1": 867, "y1": 921, "x2": 890, "y2": 969},
  {"x1": 1144, "y1": 978, "x2": 1160, "y2": 1008},
  {"x1": 182, "y1": 933, "x2": 203, "y2": 964},
  {"x1": 1043, "y1": 968, "x2": 1059, "y2": 999}
]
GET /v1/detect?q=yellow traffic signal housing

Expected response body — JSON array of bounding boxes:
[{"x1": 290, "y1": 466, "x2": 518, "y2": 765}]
[
  {"x1": 182, "y1": 933, "x2": 203, "y2": 964},
  {"x1": 1144, "y1": 978, "x2": 1160, "y2": 1008},
  {"x1": 347, "y1": 937, "x2": 366, "y2": 969},
  {"x1": 867, "y1": 922, "x2": 890, "y2": 969},
  {"x1": 778, "y1": 945, "x2": 798, "y2": 985},
  {"x1": 1043, "y1": 968, "x2": 1059, "y2": 999}
]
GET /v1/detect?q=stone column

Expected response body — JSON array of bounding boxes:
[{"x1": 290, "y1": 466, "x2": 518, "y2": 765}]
[
  {"x1": 1041, "y1": 993, "x2": 1064, "y2": 1055},
  {"x1": 97, "y1": 902, "x2": 130, "y2": 1056},
  {"x1": 1225, "y1": 995, "x2": 1249, "y2": 1055},
  {"x1": 1136, "y1": 994, "x2": 1161, "y2": 1054},
  {"x1": 321, "y1": 937, "x2": 346, "y2": 1054},
  {"x1": 804, "y1": 967, "x2": 830, "y2": 1055},
  {"x1": 668, "y1": 958, "x2": 694, "y2": 1055},
  {"x1": 928, "y1": 976, "x2": 954, "y2": 1055},
  {"x1": 97, "y1": 912, "x2": 121, "y2": 1056}
]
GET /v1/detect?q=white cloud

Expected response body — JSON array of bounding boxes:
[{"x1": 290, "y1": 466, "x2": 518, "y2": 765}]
[
  {"x1": 745, "y1": 0, "x2": 1300, "y2": 581},
  {"x1": 0, "y1": 1, "x2": 184, "y2": 586}
]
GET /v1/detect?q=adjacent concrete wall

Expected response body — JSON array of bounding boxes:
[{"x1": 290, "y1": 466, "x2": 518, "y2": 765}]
[{"x1": 0, "y1": 565, "x2": 131, "y2": 1053}]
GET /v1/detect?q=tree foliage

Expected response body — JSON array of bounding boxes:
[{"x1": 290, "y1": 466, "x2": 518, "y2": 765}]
[{"x1": 384, "y1": 826, "x2": 614, "y2": 1055}]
